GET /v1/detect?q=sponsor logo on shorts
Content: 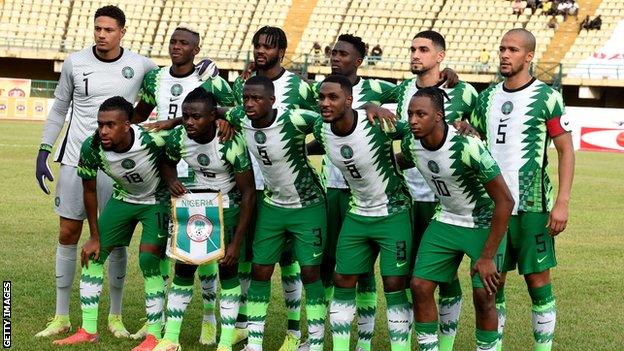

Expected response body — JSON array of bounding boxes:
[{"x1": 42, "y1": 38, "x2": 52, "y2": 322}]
[
  {"x1": 537, "y1": 256, "x2": 547, "y2": 263},
  {"x1": 186, "y1": 214, "x2": 214, "y2": 242},
  {"x1": 121, "y1": 158, "x2": 135, "y2": 170},
  {"x1": 340, "y1": 145, "x2": 354, "y2": 159},
  {"x1": 197, "y1": 153, "x2": 210, "y2": 166},
  {"x1": 312, "y1": 252, "x2": 322, "y2": 258},
  {"x1": 501, "y1": 101, "x2": 513, "y2": 115},
  {"x1": 395, "y1": 261, "x2": 407, "y2": 268},
  {"x1": 254, "y1": 131, "x2": 267, "y2": 144},
  {"x1": 171, "y1": 83, "x2": 183, "y2": 97},
  {"x1": 427, "y1": 160, "x2": 440, "y2": 173},
  {"x1": 122, "y1": 66, "x2": 135, "y2": 79}
]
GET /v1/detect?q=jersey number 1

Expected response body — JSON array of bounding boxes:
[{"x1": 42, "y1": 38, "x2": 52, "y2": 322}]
[{"x1": 83, "y1": 78, "x2": 89, "y2": 96}]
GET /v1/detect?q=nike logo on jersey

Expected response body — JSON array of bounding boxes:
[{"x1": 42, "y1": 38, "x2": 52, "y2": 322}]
[
  {"x1": 82, "y1": 72, "x2": 94, "y2": 76},
  {"x1": 500, "y1": 117, "x2": 511, "y2": 123},
  {"x1": 396, "y1": 261, "x2": 407, "y2": 268},
  {"x1": 313, "y1": 252, "x2": 322, "y2": 258},
  {"x1": 537, "y1": 256, "x2": 547, "y2": 263},
  {"x1": 157, "y1": 233, "x2": 167, "y2": 239},
  {"x1": 169, "y1": 97, "x2": 180, "y2": 102}
]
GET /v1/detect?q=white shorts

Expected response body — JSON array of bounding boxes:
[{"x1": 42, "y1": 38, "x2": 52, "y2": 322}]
[{"x1": 54, "y1": 164, "x2": 113, "y2": 220}]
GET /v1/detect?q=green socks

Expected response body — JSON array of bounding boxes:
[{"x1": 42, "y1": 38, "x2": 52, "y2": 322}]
[
  {"x1": 304, "y1": 280, "x2": 327, "y2": 351},
  {"x1": 218, "y1": 277, "x2": 242, "y2": 349},
  {"x1": 385, "y1": 290, "x2": 411, "y2": 351},
  {"x1": 163, "y1": 275, "x2": 194, "y2": 343},
  {"x1": 355, "y1": 275, "x2": 377, "y2": 351},
  {"x1": 247, "y1": 279, "x2": 271, "y2": 351},
  {"x1": 80, "y1": 259, "x2": 104, "y2": 334},
  {"x1": 476, "y1": 329, "x2": 498, "y2": 351},
  {"x1": 495, "y1": 286, "x2": 506, "y2": 351},
  {"x1": 329, "y1": 287, "x2": 356, "y2": 351},
  {"x1": 415, "y1": 321, "x2": 439, "y2": 351},
  {"x1": 236, "y1": 261, "x2": 252, "y2": 328},
  {"x1": 529, "y1": 284, "x2": 556, "y2": 351},
  {"x1": 438, "y1": 278, "x2": 462, "y2": 351},
  {"x1": 280, "y1": 262, "x2": 302, "y2": 334},
  {"x1": 198, "y1": 262, "x2": 218, "y2": 325}
]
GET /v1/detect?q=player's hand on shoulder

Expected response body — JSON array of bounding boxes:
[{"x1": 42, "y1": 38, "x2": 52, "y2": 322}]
[
  {"x1": 240, "y1": 61, "x2": 256, "y2": 81},
  {"x1": 217, "y1": 119, "x2": 235, "y2": 142},
  {"x1": 471, "y1": 257, "x2": 500, "y2": 296},
  {"x1": 546, "y1": 200, "x2": 569, "y2": 236},
  {"x1": 81, "y1": 237, "x2": 100, "y2": 268},
  {"x1": 143, "y1": 119, "x2": 178, "y2": 132},
  {"x1": 365, "y1": 104, "x2": 397, "y2": 128},
  {"x1": 440, "y1": 67, "x2": 459, "y2": 88},
  {"x1": 452, "y1": 120, "x2": 479, "y2": 137},
  {"x1": 196, "y1": 58, "x2": 219, "y2": 81},
  {"x1": 35, "y1": 147, "x2": 54, "y2": 194}
]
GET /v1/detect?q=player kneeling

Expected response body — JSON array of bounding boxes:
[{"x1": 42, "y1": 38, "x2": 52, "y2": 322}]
[
  {"x1": 402, "y1": 88, "x2": 514, "y2": 351},
  {"x1": 53, "y1": 97, "x2": 170, "y2": 350},
  {"x1": 153, "y1": 88, "x2": 255, "y2": 351}
]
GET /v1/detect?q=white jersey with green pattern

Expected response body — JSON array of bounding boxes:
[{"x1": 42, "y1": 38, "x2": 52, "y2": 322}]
[
  {"x1": 139, "y1": 66, "x2": 234, "y2": 121},
  {"x1": 402, "y1": 125, "x2": 501, "y2": 228},
  {"x1": 77, "y1": 124, "x2": 168, "y2": 205},
  {"x1": 313, "y1": 110, "x2": 411, "y2": 216},
  {"x1": 312, "y1": 77, "x2": 398, "y2": 189},
  {"x1": 164, "y1": 126, "x2": 251, "y2": 208},
  {"x1": 233, "y1": 69, "x2": 317, "y2": 190},
  {"x1": 389, "y1": 78, "x2": 478, "y2": 202},
  {"x1": 470, "y1": 78, "x2": 567, "y2": 214},
  {"x1": 226, "y1": 106, "x2": 324, "y2": 209}
]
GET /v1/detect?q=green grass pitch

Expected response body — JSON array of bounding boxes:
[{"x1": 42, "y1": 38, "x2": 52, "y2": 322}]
[{"x1": 0, "y1": 120, "x2": 622, "y2": 350}]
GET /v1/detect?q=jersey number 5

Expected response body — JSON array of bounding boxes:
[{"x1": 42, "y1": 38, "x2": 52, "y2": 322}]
[{"x1": 496, "y1": 124, "x2": 507, "y2": 144}]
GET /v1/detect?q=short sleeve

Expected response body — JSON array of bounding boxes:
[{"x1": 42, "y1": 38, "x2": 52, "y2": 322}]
[
  {"x1": 544, "y1": 89, "x2": 567, "y2": 138},
  {"x1": 377, "y1": 79, "x2": 398, "y2": 104},
  {"x1": 232, "y1": 76, "x2": 245, "y2": 106},
  {"x1": 138, "y1": 67, "x2": 159, "y2": 106},
  {"x1": 400, "y1": 132, "x2": 417, "y2": 167},
  {"x1": 385, "y1": 120, "x2": 411, "y2": 140},
  {"x1": 201, "y1": 76, "x2": 235, "y2": 106},
  {"x1": 77, "y1": 136, "x2": 100, "y2": 180},
  {"x1": 223, "y1": 133, "x2": 251, "y2": 173},
  {"x1": 462, "y1": 136, "x2": 501, "y2": 184},
  {"x1": 289, "y1": 109, "x2": 320, "y2": 134},
  {"x1": 225, "y1": 106, "x2": 246, "y2": 131},
  {"x1": 164, "y1": 127, "x2": 184, "y2": 163},
  {"x1": 311, "y1": 118, "x2": 326, "y2": 153},
  {"x1": 297, "y1": 80, "x2": 319, "y2": 111}
]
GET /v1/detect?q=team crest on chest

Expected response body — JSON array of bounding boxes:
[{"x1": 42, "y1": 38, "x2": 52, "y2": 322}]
[
  {"x1": 427, "y1": 160, "x2": 440, "y2": 173},
  {"x1": 340, "y1": 145, "x2": 354, "y2": 159},
  {"x1": 254, "y1": 131, "x2": 267, "y2": 144},
  {"x1": 121, "y1": 158, "x2": 136, "y2": 170},
  {"x1": 501, "y1": 101, "x2": 513, "y2": 115},
  {"x1": 186, "y1": 214, "x2": 214, "y2": 242},
  {"x1": 171, "y1": 84, "x2": 183, "y2": 97},
  {"x1": 122, "y1": 66, "x2": 134, "y2": 79},
  {"x1": 197, "y1": 153, "x2": 210, "y2": 166}
]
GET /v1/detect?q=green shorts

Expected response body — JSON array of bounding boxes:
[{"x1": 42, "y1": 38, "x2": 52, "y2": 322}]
[
  {"x1": 98, "y1": 198, "x2": 169, "y2": 250},
  {"x1": 503, "y1": 212, "x2": 557, "y2": 274},
  {"x1": 410, "y1": 201, "x2": 438, "y2": 270},
  {"x1": 223, "y1": 207, "x2": 247, "y2": 263},
  {"x1": 325, "y1": 188, "x2": 351, "y2": 262},
  {"x1": 252, "y1": 201, "x2": 327, "y2": 266},
  {"x1": 336, "y1": 210, "x2": 412, "y2": 276},
  {"x1": 413, "y1": 220, "x2": 506, "y2": 289}
]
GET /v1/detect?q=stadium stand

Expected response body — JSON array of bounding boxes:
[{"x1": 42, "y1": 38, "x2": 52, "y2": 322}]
[{"x1": 0, "y1": 0, "x2": 69, "y2": 52}]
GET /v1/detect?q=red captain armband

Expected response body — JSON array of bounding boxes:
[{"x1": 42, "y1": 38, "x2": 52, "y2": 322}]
[{"x1": 546, "y1": 116, "x2": 567, "y2": 138}]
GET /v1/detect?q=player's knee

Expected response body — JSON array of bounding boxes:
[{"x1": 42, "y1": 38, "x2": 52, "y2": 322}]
[
  {"x1": 219, "y1": 264, "x2": 238, "y2": 281},
  {"x1": 174, "y1": 262, "x2": 197, "y2": 278},
  {"x1": 138, "y1": 251, "x2": 161, "y2": 277},
  {"x1": 382, "y1": 276, "x2": 406, "y2": 292},
  {"x1": 58, "y1": 224, "x2": 82, "y2": 245},
  {"x1": 411, "y1": 278, "x2": 435, "y2": 300},
  {"x1": 524, "y1": 270, "x2": 550, "y2": 289},
  {"x1": 334, "y1": 273, "x2": 358, "y2": 289},
  {"x1": 473, "y1": 289, "x2": 496, "y2": 315},
  {"x1": 251, "y1": 263, "x2": 275, "y2": 281},
  {"x1": 300, "y1": 265, "x2": 320, "y2": 284}
]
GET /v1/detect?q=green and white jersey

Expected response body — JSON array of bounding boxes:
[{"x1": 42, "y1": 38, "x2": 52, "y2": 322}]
[
  {"x1": 389, "y1": 78, "x2": 478, "y2": 202},
  {"x1": 312, "y1": 77, "x2": 398, "y2": 189},
  {"x1": 313, "y1": 110, "x2": 411, "y2": 216},
  {"x1": 77, "y1": 125, "x2": 168, "y2": 205},
  {"x1": 50, "y1": 46, "x2": 156, "y2": 167},
  {"x1": 164, "y1": 126, "x2": 251, "y2": 208},
  {"x1": 226, "y1": 106, "x2": 324, "y2": 208},
  {"x1": 233, "y1": 69, "x2": 317, "y2": 190},
  {"x1": 139, "y1": 66, "x2": 234, "y2": 121},
  {"x1": 402, "y1": 125, "x2": 501, "y2": 228},
  {"x1": 470, "y1": 78, "x2": 567, "y2": 214}
]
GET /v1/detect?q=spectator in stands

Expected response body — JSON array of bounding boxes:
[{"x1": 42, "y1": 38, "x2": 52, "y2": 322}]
[
  {"x1": 527, "y1": 0, "x2": 538, "y2": 15},
  {"x1": 542, "y1": 1, "x2": 554, "y2": 16},
  {"x1": 479, "y1": 48, "x2": 490, "y2": 73},
  {"x1": 588, "y1": 15, "x2": 602, "y2": 30},
  {"x1": 568, "y1": 1, "x2": 579, "y2": 20},
  {"x1": 324, "y1": 45, "x2": 331, "y2": 63},
  {"x1": 369, "y1": 44, "x2": 382, "y2": 65},
  {"x1": 548, "y1": 16, "x2": 559, "y2": 29},
  {"x1": 557, "y1": 0, "x2": 570, "y2": 20},
  {"x1": 312, "y1": 41, "x2": 322, "y2": 64},
  {"x1": 580, "y1": 15, "x2": 590, "y2": 31},
  {"x1": 512, "y1": 0, "x2": 524, "y2": 17}
]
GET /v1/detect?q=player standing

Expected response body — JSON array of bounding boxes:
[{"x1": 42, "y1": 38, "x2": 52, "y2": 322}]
[
  {"x1": 153, "y1": 87, "x2": 255, "y2": 351},
  {"x1": 310, "y1": 75, "x2": 413, "y2": 351},
  {"x1": 403, "y1": 87, "x2": 514, "y2": 351},
  {"x1": 227, "y1": 76, "x2": 327, "y2": 351},
  {"x1": 470, "y1": 29, "x2": 574, "y2": 351},
  {"x1": 232, "y1": 26, "x2": 317, "y2": 350},
  {"x1": 34, "y1": 5, "x2": 156, "y2": 338},
  {"x1": 53, "y1": 97, "x2": 170, "y2": 351},
  {"x1": 132, "y1": 24, "x2": 234, "y2": 344}
]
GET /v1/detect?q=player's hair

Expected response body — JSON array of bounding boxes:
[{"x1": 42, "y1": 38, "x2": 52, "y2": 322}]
[
  {"x1": 504, "y1": 28, "x2": 536, "y2": 52},
  {"x1": 94, "y1": 5, "x2": 126, "y2": 28},
  {"x1": 412, "y1": 87, "x2": 449, "y2": 117},
  {"x1": 337, "y1": 34, "x2": 367, "y2": 58},
  {"x1": 322, "y1": 74, "x2": 353, "y2": 95},
  {"x1": 413, "y1": 30, "x2": 446, "y2": 51},
  {"x1": 182, "y1": 87, "x2": 218, "y2": 111},
  {"x1": 245, "y1": 75, "x2": 275, "y2": 96},
  {"x1": 252, "y1": 26, "x2": 288, "y2": 50},
  {"x1": 98, "y1": 96, "x2": 133, "y2": 120}
]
